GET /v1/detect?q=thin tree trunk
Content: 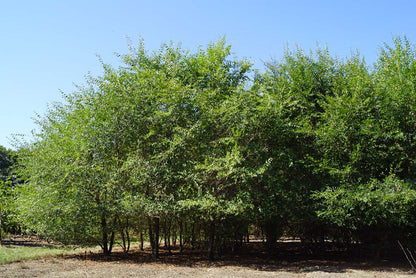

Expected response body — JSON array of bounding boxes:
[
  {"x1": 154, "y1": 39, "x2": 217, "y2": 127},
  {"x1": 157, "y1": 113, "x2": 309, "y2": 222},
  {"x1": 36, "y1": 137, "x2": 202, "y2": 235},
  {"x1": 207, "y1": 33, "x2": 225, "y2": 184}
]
[
  {"x1": 191, "y1": 223, "x2": 195, "y2": 250},
  {"x1": 172, "y1": 224, "x2": 177, "y2": 247},
  {"x1": 164, "y1": 219, "x2": 168, "y2": 248},
  {"x1": 107, "y1": 217, "x2": 117, "y2": 254},
  {"x1": 140, "y1": 230, "x2": 144, "y2": 251},
  {"x1": 122, "y1": 218, "x2": 130, "y2": 253},
  {"x1": 101, "y1": 215, "x2": 110, "y2": 255},
  {"x1": 154, "y1": 217, "x2": 160, "y2": 258},
  {"x1": 147, "y1": 216, "x2": 160, "y2": 258},
  {"x1": 167, "y1": 219, "x2": 172, "y2": 255},
  {"x1": 179, "y1": 220, "x2": 183, "y2": 253},
  {"x1": 148, "y1": 216, "x2": 155, "y2": 257},
  {"x1": 208, "y1": 220, "x2": 216, "y2": 260},
  {"x1": 126, "y1": 221, "x2": 130, "y2": 253},
  {"x1": 264, "y1": 222, "x2": 278, "y2": 255},
  {"x1": 0, "y1": 215, "x2": 2, "y2": 247},
  {"x1": 120, "y1": 227, "x2": 126, "y2": 251},
  {"x1": 109, "y1": 230, "x2": 115, "y2": 254},
  {"x1": 119, "y1": 216, "x2": 127, "y2": 253}
]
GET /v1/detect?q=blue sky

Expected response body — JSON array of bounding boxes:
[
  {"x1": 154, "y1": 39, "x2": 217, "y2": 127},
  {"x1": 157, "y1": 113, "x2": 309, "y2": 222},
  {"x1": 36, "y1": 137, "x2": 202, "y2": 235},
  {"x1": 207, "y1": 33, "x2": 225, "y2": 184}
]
[{"x1": 1, "y1": 0, "x2": 416, "y2": 149}]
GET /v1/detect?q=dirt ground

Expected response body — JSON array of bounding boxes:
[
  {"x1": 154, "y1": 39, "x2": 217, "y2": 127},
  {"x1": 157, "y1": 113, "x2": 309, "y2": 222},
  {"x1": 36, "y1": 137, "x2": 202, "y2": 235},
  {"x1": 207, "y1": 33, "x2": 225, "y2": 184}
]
[
  {"x1": 0, "y1": 257, "x2": 413, "y2": 278},
  {"x1": 0, "y1": 239, "x2": 414, "y2": 278}
]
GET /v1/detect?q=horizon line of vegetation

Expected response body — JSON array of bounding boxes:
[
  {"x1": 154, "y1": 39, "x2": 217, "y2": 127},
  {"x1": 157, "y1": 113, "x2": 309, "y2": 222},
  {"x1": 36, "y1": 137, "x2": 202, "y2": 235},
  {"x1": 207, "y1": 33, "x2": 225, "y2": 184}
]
[{"x1": 1, "y1": 35, "x2": 416, "y2": 261}]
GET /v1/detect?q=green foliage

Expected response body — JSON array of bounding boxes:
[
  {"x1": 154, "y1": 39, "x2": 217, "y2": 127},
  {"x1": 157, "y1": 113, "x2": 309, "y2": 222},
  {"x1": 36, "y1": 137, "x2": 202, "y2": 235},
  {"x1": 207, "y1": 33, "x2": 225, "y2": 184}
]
[
  {"x1": 0, "y1": 146, "x2": 19, "y2": 242},
  {"x1": 0, "y1": 146, "x2": 16, "y2": 181},
  {"x1": 315, "y1": 176, "x2": 416, "y2": 243},
  {"x1": 15, "y1": 38, "x2": 254, "y2": 256},
  {"x1": 13, "y1": 35, "x2": 416, "y2": 256},
  {"x1": 314, "y1": 37, "x2": 416, "y2": 246}
]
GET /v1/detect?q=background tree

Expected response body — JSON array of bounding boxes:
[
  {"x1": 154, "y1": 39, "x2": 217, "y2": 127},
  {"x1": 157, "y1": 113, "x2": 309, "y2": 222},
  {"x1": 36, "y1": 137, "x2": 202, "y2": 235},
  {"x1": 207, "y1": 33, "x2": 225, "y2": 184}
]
[
  {"x1": 315, "y1": 37, "x2": 416, "y2": 255},
  {"x1": 0, "y1": 145, "x2": 17, "y2": 245},
  {"x1": 0, "y1": 145, "x2": 16, "y2": 181},
  {"x1": 16, "y1": 38, "x2": 253, "y2": 257},
  {"x1": 252, "y1": 47, "x2": 338, "y2": 249}
]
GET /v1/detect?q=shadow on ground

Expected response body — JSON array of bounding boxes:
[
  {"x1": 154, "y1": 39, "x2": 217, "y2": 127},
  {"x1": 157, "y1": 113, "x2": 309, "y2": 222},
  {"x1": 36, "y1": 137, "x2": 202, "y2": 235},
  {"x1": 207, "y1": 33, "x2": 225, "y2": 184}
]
[
  {"x1": 1, "y1": 236, "x2": 59, "y2": 248},
  {"x1": 67, "y1": 242, "x2": 411, "y2": 274}
]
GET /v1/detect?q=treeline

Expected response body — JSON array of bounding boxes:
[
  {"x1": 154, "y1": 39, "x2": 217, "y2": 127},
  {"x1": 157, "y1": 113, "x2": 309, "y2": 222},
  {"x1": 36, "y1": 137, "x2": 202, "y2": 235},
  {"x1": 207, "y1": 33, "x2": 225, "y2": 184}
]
[
  {"x1": 0, "y1": 146, "x2": 18, "y2": 244},
  {"x1": 4, "y1": 36, "x2": 416, "y2": 258}
]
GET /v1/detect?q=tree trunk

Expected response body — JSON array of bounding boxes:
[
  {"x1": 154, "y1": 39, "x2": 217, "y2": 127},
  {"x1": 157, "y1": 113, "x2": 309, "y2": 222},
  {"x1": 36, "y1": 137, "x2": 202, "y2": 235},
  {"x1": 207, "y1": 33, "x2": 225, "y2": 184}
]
[
  {"x1": 208, "y1": 220, "x2": 216, "y2": 260},
  {"x1": 101, "y1": 215, "x2": 111, "y2": 255},
  {"x1": 191, "y1": 223, "x2": 195, "y2": 250},
  {"x1": 163, "y1": 219, "x2": 168, "y2": 248},
  {"x1": 172, "y1": 225, "x2": 177, "y2": 247},
  {"x1": 264, "y1": 221, "x2": 279, "y2": 255},
  {"x1": 179, "y1": 220, "x2": 183, "y2": 253},
  {"x1": 154, "y1": 217, "x2": 160, "y2": 258},
  {"x1": 120, "y1": 227, "x2": 126, "y2": 251},
  {"x1": 148, "y1": 216, "x2": 160, "y2": 258},
  {"x1": 163, "y1": 218, "x2": 172, "y2": 254},
  {"x1": 119, "y1": 217, "x2": 130, "y2": 253},
  {"x1": 148, "y1": 216, "x2": 155, "y2": 257},
  {"x1": 0, "y1": 215, "x2": 2, "y2": 247},
  {"x1": 109, "y1": 230, "x2": 115, "y2": 254},
  {"x1": 140, "y1": 230, "x2": 144, "y2": 251},
  {"x1": 125, "y1": 218, "x2": 130, "y2": 253},
  {"x1": 126, "y1": 227, "x2": 130, "y2": 253},
  {"x1": 167, "y1": 220, "x2": 172, "y2": 255}
]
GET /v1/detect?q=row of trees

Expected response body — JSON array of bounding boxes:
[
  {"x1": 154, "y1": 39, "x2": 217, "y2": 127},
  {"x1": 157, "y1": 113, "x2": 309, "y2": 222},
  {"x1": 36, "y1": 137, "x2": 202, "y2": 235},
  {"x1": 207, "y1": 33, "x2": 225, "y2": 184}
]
[
  {"x1": 0, "y1": 145, "x2": 17, "y2": 245},
  {"x1": 5, "y1": 36, "x2": 416, "y2": 258}
]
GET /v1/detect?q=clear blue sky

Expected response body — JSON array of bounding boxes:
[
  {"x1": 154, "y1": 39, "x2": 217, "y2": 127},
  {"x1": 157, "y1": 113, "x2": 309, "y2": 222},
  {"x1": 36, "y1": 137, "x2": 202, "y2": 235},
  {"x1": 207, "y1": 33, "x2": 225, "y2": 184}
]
[{"x1": 1, "y1": 0, "x2": 416, "y2": 149}]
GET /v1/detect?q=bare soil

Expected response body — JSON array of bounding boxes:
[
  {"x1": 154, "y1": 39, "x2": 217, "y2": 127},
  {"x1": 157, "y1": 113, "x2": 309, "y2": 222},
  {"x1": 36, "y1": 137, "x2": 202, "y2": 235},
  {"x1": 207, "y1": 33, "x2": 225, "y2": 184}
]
[
  {"x1": 0, "y1": 257, "x2": 412, "y2": 278},
  {"x1": 0, "y1": 239, "x2": 414, "y2": 277}
]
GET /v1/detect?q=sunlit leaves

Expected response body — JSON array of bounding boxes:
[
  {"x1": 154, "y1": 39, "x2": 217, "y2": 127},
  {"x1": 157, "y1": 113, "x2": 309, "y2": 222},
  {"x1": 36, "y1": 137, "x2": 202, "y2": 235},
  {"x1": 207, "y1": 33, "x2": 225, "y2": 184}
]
[{"x1": 13, "y1": 36, "x2": 416, "y2": 253}]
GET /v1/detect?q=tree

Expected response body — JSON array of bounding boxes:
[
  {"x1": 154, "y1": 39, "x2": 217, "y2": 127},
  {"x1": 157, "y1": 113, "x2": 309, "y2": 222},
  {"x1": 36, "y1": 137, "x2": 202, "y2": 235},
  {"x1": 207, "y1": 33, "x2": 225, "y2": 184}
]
[
  {"x1": 16, "y1": 38, "x2": 253, "y2": 257},
  {"x1": 252, "y1": 46, "x2": 338, "y2": 249},
  {"x1": 0, "y1": 145, "x2": 16, "y2": 181},
  {"x1": 0, "y1": 146, "x2": 17, "y2": 245},
  {"x1": 315, "y1": 37, "x2": 416, "y2": 252}
]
